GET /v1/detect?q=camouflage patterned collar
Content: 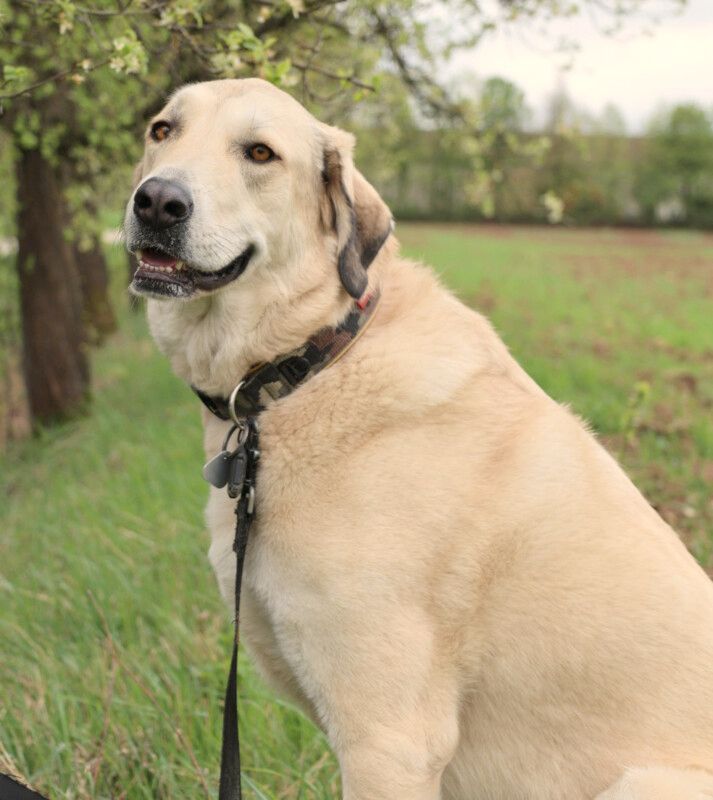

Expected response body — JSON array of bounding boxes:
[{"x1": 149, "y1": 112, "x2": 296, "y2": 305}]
[{"x1": 192, "y1": 289, "x2": 380, "y2": 421}]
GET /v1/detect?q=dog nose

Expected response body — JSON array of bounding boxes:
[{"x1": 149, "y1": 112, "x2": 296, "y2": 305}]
[{"x1": 133, "y1": 178, "x2": 193, "y2": 229}]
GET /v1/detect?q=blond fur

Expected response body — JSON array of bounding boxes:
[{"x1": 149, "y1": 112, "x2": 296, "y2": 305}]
[{"x1": 127, "y1": 79, "x2": 713, "y2": 799}]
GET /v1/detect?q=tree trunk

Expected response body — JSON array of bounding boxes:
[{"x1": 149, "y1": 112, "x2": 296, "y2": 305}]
[
  {"x1": 74, "y1": 237, "x2": 117, "y2": 343},
  {"x1": 0, "y1": 347, "x2": 32, "y2": 447},
  {"x1": 16, "y1": 147, "x2": 90, "y2": 424}
]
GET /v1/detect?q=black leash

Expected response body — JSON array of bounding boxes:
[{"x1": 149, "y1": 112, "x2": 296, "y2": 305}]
[
  {"x1": 195, "y1": 291, "x2": 381, "y2": 799},
  {"x1": 214, "y1": 416, "x2": 260, "y2": 800}
]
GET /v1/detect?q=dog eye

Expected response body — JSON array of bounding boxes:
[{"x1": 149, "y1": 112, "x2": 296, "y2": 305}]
[
  {"x1": 150, "y1": 121, "x2": 171, "y2": 142},
  {"x1": 247, "y1": 144, "x2": 275, "y2": 163}
]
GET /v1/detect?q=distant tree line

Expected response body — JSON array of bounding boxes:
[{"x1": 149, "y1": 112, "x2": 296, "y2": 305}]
[{"x1": 356, "y1": 79, "x2": 713, "y2": 229}]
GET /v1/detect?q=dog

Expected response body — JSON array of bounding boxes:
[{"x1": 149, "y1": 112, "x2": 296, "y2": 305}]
[{"x1": 124, "y1": 78, "x2": 713, "y2": 799}]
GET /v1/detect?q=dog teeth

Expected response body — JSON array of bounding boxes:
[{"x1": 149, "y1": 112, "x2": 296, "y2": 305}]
[{"x1": 139, "y1": 260, "x2": 185, "y2": 273}]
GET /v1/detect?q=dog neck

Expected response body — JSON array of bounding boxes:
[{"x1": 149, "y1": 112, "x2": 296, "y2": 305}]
[
  {"x1": 193, "y1": 288, "x2": 380, "y2": 420},
  {"x1": 145, "y1": 248, "x2": 372, "y2": 399}
]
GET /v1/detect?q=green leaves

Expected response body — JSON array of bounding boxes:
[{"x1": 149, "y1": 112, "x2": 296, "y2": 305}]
[
  {"x1": 211, "y1": 24, "x2": 290, "y2": 83},
  {"x1": 283, "y1": 0, "x2": 305, "y2": 18},
  {"x1": 12, "y1": 108, "x2": 40, "y2": 150},
  {"x1": 2, "y1": 64, "x2": 33, "y2": 89},
  {"x1": 636, "y1": 103, "x2": 713, "y2": 226},
  {"x1": 159, "y1": 0, "x2": 205, "y2": 30},
  {"x1": 110, "y1": 31, "x2": 148, "y2": 76},
  {"x1": 262, "y1": 58, "x2": 292, "y2": 86}
]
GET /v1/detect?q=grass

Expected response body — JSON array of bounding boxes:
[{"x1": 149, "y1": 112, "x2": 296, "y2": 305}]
[{"x1": 1, "y1": 223, "x2": 712, "y2": 799}]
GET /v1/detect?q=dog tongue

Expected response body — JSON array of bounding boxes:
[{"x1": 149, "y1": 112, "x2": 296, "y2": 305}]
[{"x1": 140, "y1": 248, "x2": 178, "y2": 269}]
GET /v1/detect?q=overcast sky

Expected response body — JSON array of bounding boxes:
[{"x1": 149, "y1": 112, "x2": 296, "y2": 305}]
[{"x1": 449, "y1": 0, "x2": 713, "y2": 133}]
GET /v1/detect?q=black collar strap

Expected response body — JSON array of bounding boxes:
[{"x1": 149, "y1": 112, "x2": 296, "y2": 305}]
[{"x1": 193, "y1": 289, "x2": 380, "y2": 421}]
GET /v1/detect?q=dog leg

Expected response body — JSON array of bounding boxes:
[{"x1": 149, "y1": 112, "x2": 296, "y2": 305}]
[
  {"x1": 334, "y1": 684, "x2": 459, "y2": 800},
  {"x1": 338, "y1": 732, "x2": 452, "y2": 800},
  {"x1": 290, "y1": 607, "x2": 460, "y2": 800},
  {"x1": 596, "y1": 766, "x2": 713, "y2": 800}
]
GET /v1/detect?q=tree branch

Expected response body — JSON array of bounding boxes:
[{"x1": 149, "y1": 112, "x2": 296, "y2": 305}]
[{"x1": 0, "y1": 59, "x2": 109, "y2": 105}]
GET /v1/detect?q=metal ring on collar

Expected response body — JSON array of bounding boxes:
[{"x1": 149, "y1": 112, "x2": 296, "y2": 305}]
[
  {"x1": 227, "y1": 381, "x2": 246, "y2": 427},
  {"x1": 220, "y1": 421, "x2": 249, "y2": 452}
]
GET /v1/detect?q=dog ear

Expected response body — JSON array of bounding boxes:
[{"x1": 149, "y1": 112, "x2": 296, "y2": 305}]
[{"x1": 321, "y1": 127, "x2": 393, "y2": 299}]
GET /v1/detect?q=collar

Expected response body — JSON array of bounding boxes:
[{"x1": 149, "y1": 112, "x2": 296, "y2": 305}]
[{"x1": 192, "y1": 289, "x2": 380, "y2": 421}]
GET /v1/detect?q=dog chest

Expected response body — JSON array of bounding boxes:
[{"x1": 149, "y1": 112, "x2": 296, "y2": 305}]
[{"x1": 205, "y1": 481, "x2": 346, "y2": 727}]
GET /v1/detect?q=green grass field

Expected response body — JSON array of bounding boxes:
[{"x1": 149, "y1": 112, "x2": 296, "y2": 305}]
[{"x1": 2, "y1": 224, "x2": 712, "y2": 799}]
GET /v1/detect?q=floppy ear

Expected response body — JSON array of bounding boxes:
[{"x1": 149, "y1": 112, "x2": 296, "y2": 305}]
[{"x1": 321, "y1": 127, "x2": 393, "y2": 299}]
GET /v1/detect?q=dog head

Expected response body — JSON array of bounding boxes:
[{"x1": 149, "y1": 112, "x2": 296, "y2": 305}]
[{"x1": 124, "y1": 78, "x2": 393, "y2": 303}]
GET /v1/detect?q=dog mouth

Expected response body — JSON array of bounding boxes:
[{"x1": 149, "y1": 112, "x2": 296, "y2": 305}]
[{"x1": 130, "y1": 245, "x2": 255, "y2": 299}]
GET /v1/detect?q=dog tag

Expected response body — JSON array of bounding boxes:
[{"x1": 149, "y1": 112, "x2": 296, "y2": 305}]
[
  {"x1": 202, "y1": 450, "x2": 233, "y2": 489},
  {"x1": 227, "y1": 448, "x2": 248, "y2": 499}
]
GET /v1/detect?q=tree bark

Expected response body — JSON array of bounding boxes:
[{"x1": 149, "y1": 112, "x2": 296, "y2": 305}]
[
  {"x1": 0, "y1": 347, "x2": 32, "y2": 447},
  {"x1": 74, "y1": 237, "x2": 117, "y2": 343},
  {"x1": 16, "y1": 147, "x2": 90, "y2": 424}
]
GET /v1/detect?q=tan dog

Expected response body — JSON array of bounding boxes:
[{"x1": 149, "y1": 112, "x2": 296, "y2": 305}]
[{"x1": 124, "y1": 78, "x2": 713, "y2": 799}]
